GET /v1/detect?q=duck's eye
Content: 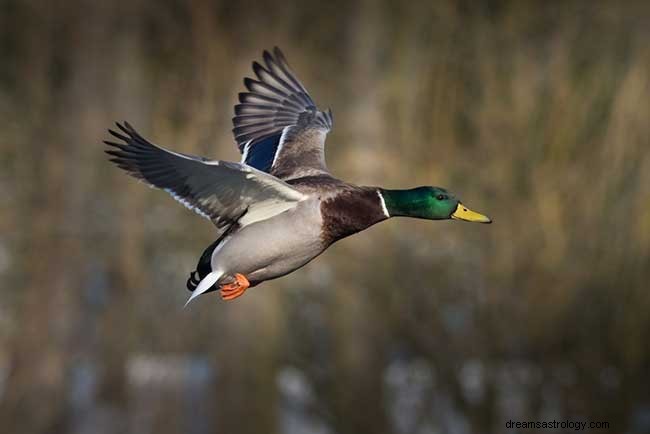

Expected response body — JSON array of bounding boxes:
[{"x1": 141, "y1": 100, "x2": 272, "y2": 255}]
[{"x1": 436, "y1": 194, "x2": 446, "y2": 200}]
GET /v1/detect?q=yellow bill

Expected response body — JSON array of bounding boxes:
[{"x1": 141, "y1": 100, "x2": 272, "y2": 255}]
[{"x1": 451, "y1": 203, "x2": 492, "y2": 224}]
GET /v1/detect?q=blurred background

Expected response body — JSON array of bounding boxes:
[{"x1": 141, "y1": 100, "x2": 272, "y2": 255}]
[{"x1": 1, "y1": 0, "x2": 649, "y2": 433}]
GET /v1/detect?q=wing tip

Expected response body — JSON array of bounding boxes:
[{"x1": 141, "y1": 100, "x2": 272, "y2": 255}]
[
  {"x1": 251, "y1": 61, "x2": 265, "y2": 77},
  {"x1": 243, "y1": 76, "x2": 256, "y2": 91},
  {"x1": 272, "y1": 46, "x2": 285, "y2": 62}
]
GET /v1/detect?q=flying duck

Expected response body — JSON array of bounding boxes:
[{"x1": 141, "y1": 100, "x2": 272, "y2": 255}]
[{"x1": 105, "y1": 47, "x2": 491, "y2": 305}]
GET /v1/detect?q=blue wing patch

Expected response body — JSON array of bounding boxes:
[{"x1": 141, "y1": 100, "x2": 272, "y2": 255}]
[{"x1": 243, "y1": 134, "x2": 282, "y2": 173}]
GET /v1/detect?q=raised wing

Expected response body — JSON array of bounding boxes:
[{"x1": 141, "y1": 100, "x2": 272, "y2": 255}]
[
  {"x1": 233, "y1": 47, "x2": 333, "y2": 180},
  {"x1": 105, "y1": 122, "x2": 306, "y2": 233}
]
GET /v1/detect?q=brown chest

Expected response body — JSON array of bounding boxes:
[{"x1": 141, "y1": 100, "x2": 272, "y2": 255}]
[{"x1": 320, "y1": 188, "x2": 387, "y2": 245}]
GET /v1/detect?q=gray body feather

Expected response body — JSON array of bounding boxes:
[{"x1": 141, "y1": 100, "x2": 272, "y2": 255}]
[{"x1": 210, "y1": 197, "x2": 325, "y2": 286}]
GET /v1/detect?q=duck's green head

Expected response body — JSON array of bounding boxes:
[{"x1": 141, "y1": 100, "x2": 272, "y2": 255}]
[{"x1": 380, "y1": 187, "x2": 491, "y2": 223}]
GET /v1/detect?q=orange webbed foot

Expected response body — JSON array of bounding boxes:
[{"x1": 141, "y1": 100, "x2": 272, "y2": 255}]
[{"x1": 220, "y1": 273, "x2": 250, "y2": 301}]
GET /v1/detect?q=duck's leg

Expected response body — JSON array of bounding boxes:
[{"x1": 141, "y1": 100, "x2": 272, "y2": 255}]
[{"x1": 219, "y1": 273, "x2": 250, "y2": 301}]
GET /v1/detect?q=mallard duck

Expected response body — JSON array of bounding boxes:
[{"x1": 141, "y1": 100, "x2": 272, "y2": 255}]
[{"x1": 105, "y1": 47, "x2": 491, "y2": 305}]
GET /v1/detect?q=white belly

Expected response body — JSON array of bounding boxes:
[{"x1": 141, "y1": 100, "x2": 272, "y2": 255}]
[{"x1": 210, "y1": 199, "x2": 325, "y2": 285}]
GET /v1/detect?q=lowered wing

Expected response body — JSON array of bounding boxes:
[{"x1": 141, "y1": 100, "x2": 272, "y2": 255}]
[{"x1": 105, "y1": 122, "x2": 306, "y2": 234}]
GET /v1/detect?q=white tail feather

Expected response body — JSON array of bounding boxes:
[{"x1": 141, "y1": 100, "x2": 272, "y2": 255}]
[{"x1": 184, "y1": 271, "x2": 222, "y2": 307}]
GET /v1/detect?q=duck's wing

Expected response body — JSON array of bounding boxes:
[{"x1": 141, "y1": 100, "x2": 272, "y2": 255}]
[
  {"x1": 233, "y1": 47, "x2": 333, "y2": 181},
  {"x1": 105, "y1": 122, "x2": 306, "y2": 234}
]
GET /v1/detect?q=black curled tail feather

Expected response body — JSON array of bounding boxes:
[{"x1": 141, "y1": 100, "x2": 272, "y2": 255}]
[
  {"x1": 186, "y1": 238, "x2": 222, "y2": 292},
  {"x1": 186, "y1": 271, "x2": 202, "y2": 291},
  {"x1": 186, "y1": 215, "x2": 244, "y2": 292}
]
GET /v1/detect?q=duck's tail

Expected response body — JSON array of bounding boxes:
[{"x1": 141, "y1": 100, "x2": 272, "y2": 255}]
[
  {"x1": 186, "y1": 271, "x2": 202, "y2": 292},
  {"x1": 184, "y1": 270, "x2": 223, "y2": 308},
  {"x1": 185, "y1": 238, "x2": 223, "y2": 306}
]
